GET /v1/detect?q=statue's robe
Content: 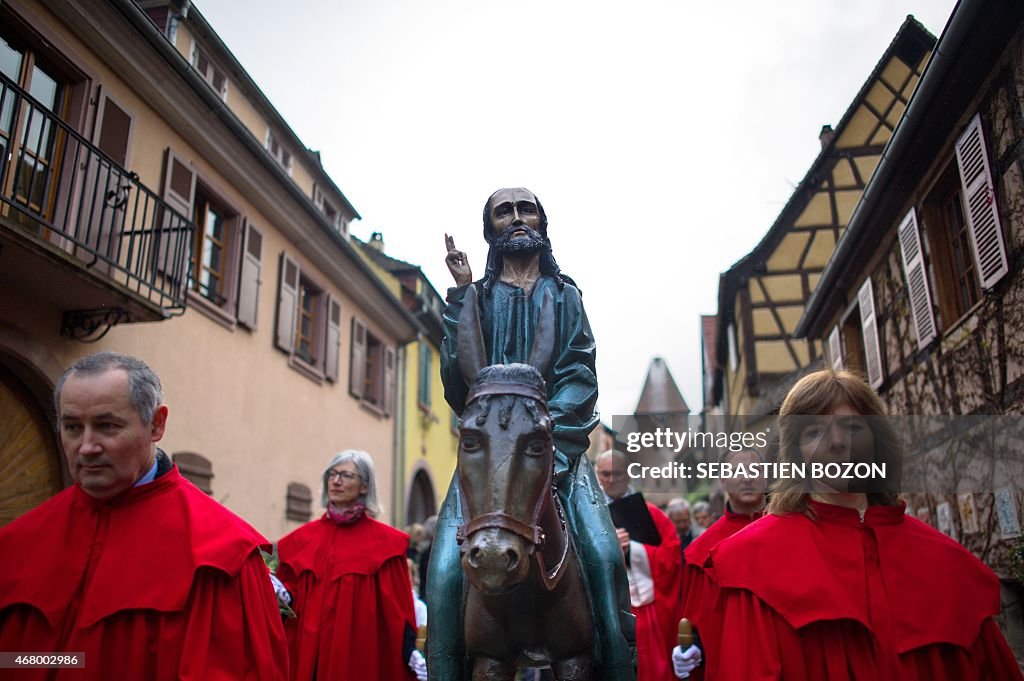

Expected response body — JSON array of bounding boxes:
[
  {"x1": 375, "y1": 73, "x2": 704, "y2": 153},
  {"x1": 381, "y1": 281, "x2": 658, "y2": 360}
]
[
  {"x1": 0, "y1": 465, "x2": 288, "y2": 680},
  {"x1": 431, "y1": 276, "x2": 635, "y2": 680},
  {"x1": 709, "y1": 501, "x2": 1022, "y2": 681}
]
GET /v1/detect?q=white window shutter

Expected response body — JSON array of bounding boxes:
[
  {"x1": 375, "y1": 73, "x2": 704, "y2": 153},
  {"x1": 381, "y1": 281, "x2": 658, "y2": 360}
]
[
  {"x1": 955, "y1": 113, "x2": 1008, "y2": 289},
  {"x1": 157, "y1": 148, "x2": 195, "y2": 287},
  {"x1": 828, "y1": 325, "x2": 843, "y2": 370},
  {"x1": 858, "y1": 277, "x2": 884, "y2": 390},
  {"x1": 349, "y1": 318, "x2": 367, "y2": 399},
  {"x1": 236, "y1": 221, "x2": 262, "y2": 329},
  {"x1": 325, "y1": 295, "x2": 342, "y2": 382},
  {"x1": 275, "y1": 252, "x2": 299, "y2": 353},
  {"x1": 897, "y1": 208, "x2": 937, "y2": 350}
]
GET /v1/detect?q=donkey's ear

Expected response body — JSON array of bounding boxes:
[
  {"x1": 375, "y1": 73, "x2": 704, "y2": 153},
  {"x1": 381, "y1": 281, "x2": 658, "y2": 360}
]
[
  {"x1": 528, "y1": 288, "x2": 556, "y2": 378},
  {"x1": 457, "y1": 284, "x2": 487, "y2": 385}
]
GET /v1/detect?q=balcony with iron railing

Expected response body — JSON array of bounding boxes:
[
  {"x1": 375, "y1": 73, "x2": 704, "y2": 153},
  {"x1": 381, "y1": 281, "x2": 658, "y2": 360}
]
[{"x1": 0, "y1": 71, "x2": 195, "y2": 341}]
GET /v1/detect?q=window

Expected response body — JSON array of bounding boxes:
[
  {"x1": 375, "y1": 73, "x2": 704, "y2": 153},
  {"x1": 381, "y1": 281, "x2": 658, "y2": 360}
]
[
  {"x1": 191, "y1": 45, "x2": 227, "y2": 100},
  {"x1": 913, "y1": 113, "x2": 1009, "y2": 336},
  {"x1": 265, "y1": 130, "x2": 292, "y2": 173},
  {"x1": 172, "y1": 451, "x2": 213, "y2": 494},
  {"x1": 0, "y1": 28, "x2": 70, "y2": 219},
  {"x1": 313, "y1": 183, "x2": 344, "y2": 232},
  {"x1": 159, "y1": 150, "x2": 261, "y2": 328},
  {"x1": 349, "y1": 318, "x2": 395, "y2": 415},
  {"x1": 834, "y1": 277, "x2": 883, "y2": 389},
  {"x1": 417, "y1": 340, "x2": 432, "y2": 409},
  {"x1": 275, "y1": 252, "x2": 342, "y2": 382},
  {"x1": 286, "y1": 482, "x2": 312, "y2": 522},
  {"x1": 923, "y1": 163, "x2": 982, "y2": 328}
]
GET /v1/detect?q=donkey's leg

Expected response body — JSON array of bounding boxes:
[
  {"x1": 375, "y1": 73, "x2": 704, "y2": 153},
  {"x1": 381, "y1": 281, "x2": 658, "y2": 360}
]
[
  {"x1": 551, "y1": 655, "x2": 592, "y2": 681},
  {"x1": 471, "y1": 656, "x2": 516, "y2": 681}
]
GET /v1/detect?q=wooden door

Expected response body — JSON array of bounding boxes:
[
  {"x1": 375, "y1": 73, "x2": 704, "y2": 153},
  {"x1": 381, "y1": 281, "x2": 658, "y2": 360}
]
[{"x1": 0, "y1": 364, "x2": 62, "y2": 526}]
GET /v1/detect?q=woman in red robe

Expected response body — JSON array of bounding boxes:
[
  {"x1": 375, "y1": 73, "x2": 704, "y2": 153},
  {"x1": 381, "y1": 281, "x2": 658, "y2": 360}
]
[
  {"x1": 709, "y1": 370, "x2": 1022, "y2": 681},
  {"x1": 277, "y1": 450, "x2": 424, "y2": 681}
]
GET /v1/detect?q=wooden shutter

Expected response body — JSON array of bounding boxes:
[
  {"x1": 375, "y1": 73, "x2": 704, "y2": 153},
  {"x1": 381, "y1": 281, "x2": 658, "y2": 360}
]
[
  {"x1": 897, "y1": 208, "x2": 937, "y2": 350},
  {"x1": 83, "y1": 93, "x2": 134, "y2": 260},
  {"x1": 858, "y1": 277, "x2": 883, "y2": 390},
  {"x1": 158, "y1": 148, "x2": 195, "y2": 285},
  {"x1": 325, "y1": 295, "x2": 342, "y2": 382},
  {"x1": 383, "y1": 346, "x2": 396, "y2": 417},
  {"x1": 275, "y1": 252, "x2": 299, "y2": 353},
  {"x1": 95, "y1": 94, "x2": 132, "y2": 167},
  {"x1": 828, "y1": 325, "x2": 843, "y2": 370},
  {"x1": 955, "y1": 113, "x2": 1008, "y2": 289},
  {"x1": 236, "y1": 221, "x2": 263, "y2": 329},
  {"x1": 349, "y1": 318, "x2": 367, "y2": 398}
]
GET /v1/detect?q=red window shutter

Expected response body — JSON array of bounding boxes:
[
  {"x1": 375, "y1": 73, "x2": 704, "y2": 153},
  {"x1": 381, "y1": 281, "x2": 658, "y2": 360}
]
[
  {"x1": 955, "y1": 113, "x2": 1008, "y2": 289},
  {"x1": 275, "y1": 252, "x2": 299, "y2": 353},
  {"x1": 325, "y1": 295, "x2": 342, "y2": 382},
  {"x1": 349, "y1": 318, "x2": 366, "y2": 399},
  {"x1": 236, "y1": 220, "x2": 263, "y2": 329},
  {"x1": 157, "y1": 148, "x2": 195, "y2": 288},
  {"x1": 383, "y1": 346, "x2": 396, "y2": 417}
]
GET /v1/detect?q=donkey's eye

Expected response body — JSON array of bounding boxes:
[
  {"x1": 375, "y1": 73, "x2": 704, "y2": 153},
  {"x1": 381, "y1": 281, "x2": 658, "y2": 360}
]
[
  {"x1": 524, "y1": 440, "x2": 548, "y2": 458},
  {"x1": 462, "y1": 437, "x2": 481, "y2": 452}
]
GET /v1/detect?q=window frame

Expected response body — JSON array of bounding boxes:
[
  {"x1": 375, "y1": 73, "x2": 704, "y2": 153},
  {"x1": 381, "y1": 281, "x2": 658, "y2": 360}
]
[
  {"x1": 349, "y1": 317, "x2": 395, "y2": 416},
  {"x1": 274, "y1": 251, "x2": 337, "y2": 384},
  {"x1": 264, "y1": 129, "x2": 293, "y2": 175},
  {"x1": 189, "y1": 41, "x2": 228, "y2": 101},
  {"x1": 186, "y1": 175, "x2": 243, "y2": 328}
]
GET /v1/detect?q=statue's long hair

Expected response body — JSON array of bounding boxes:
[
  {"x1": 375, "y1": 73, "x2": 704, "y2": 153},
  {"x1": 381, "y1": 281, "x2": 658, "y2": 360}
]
[{"x1": 478, "y1": 190, "x2": 580, "y2": 298}]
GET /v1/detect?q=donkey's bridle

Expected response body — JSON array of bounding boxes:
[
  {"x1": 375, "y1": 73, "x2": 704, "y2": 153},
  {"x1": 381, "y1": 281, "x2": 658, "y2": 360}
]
[{"x1": 456, "y1": 381, "x2": 570, "y2": 591}]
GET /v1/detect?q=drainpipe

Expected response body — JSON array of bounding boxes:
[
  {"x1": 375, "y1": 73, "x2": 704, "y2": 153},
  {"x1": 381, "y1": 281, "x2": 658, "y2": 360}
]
[{"x1": 393, "y1": 342, "x2": 408, "y2": 527}]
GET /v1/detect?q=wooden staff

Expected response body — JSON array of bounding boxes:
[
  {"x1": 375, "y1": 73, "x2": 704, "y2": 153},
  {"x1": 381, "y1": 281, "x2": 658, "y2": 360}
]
[
  {"x1": 677, "y1": 618, "x2": 693, "y2": 648},
  {"x1": 416, "y1": 624, "x2": 428, "y2": 653}
]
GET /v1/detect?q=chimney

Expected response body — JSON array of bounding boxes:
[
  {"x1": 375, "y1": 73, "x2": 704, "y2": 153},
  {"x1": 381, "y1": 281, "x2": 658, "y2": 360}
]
[
  {"x1": 819, "y1": 124, "x2": 835, "y2": 150},
  {"x1": 369, "y1": 231, "x2": 385, "y2": 252}
]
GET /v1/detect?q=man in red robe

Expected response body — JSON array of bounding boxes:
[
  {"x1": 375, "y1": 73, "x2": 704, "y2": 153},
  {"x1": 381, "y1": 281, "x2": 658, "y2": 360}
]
[
  {"x1": 597, "y1": 450, "x2": 682, "y2": 681},
  {"x1": 671, "y1": 448, "x2": 766, "y2": 679},
  {"x1": 0, "y1": 352, "x2": 288, "y2": 680}
]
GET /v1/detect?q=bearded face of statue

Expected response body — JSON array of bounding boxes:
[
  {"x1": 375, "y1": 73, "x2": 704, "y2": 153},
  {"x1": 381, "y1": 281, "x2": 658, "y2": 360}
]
[{"x1": 486, "y1": 188, "x2": 547, "y2": 256}]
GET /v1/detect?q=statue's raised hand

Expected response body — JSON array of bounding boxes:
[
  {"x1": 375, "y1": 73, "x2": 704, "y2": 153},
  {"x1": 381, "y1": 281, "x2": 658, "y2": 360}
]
[{"x1": 445, "y1": 233, "x2": 472, "y2": 287}]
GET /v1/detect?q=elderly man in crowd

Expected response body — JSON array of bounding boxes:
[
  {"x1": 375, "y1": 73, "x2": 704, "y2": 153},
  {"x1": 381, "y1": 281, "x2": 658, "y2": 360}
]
[
  {"x1": 0, "y1": 352, "x2": 287, "y2": 680},
  {"x1": 665, "y1": 498, "x2": 697, "y2": 555},
  {"x1": 596, "y1": 450, "x2": 681, "y2": 681}
]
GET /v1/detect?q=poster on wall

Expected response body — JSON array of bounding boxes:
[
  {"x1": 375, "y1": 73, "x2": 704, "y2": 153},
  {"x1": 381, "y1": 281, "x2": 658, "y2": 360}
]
[
  {"x1": 995, "y1": 487, "x2": 1021, "y2": 539},
  {"x1": 957, "y1": 493, "x2": 979, "y2": 535},
  {"x1": 936, "y1": 501, "x2": 956, "y2": 540}
]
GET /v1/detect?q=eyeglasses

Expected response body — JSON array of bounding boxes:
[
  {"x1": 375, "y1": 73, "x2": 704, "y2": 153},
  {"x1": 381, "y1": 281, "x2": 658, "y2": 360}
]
[{"x1": 326, "y1": 470, "x2": 361, "y2": 483}]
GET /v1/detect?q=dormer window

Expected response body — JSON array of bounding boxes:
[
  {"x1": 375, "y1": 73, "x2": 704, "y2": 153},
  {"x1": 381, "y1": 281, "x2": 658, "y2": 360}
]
[
  {"x1": 191, "y1": 45, "x2": 227, "y2": 100},
  {"x1": 266, "y1": 130, "x2": 292, "y2": 174},
  {"x1": 313, "y1": 183, "x2": 344, "y2": 233}
]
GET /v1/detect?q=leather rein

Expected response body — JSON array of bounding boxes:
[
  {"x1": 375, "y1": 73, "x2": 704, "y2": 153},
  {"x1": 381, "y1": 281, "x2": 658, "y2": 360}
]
[{"x1": 456, "y1": 382, "x2": 570, "y2": 592}]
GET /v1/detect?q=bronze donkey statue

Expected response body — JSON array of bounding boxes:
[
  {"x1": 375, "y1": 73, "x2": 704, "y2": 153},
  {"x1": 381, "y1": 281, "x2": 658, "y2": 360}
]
[{"x1": 455, "y1": 284, "x2": 595, "y2": 680}]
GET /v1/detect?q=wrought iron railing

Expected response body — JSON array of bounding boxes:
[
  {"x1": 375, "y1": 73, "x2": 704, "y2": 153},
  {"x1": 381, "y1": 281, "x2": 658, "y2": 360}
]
[{"x1": 0, "y1": 71, "x2": 194, "y2": 313}]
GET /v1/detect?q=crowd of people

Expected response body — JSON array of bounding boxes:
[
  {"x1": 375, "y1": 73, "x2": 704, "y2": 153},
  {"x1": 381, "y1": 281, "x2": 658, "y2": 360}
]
[
  {"x1": 1, "y1": 185, "x2": 1021, "y2": 680},
  {"x1": 1, "y1": 353, "x2": 1023, "y2": 680}
]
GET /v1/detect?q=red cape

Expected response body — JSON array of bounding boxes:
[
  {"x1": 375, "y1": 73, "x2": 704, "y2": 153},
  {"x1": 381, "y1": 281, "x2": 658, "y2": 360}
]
[
  {"x1": 278, "y1": 514, "x2": 416, "y2": 681},
  {"x1": 632, "y1": 502, "x2": 683, "y2": 681},
  {"x1": 709, "y1": 501, "x2": 1022, "y2": 680},
  {"x1": 0, "y1": 467, "x2": 288, "y2": 680},
  {"x1": 680, "y1": 507, "x2": 762, "y2": 681}
]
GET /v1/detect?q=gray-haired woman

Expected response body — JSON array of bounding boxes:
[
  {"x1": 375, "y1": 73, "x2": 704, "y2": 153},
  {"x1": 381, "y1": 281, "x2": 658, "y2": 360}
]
[{"x1": 277, "y1": 450, "x2": 426, "y2": 680}]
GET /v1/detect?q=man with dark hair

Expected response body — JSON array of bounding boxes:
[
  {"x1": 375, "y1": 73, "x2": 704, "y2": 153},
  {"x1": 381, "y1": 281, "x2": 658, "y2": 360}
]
[
  {"x1": 430, "y1": 188, "x2": 635, "y2": 680},
  {"x1": 0, "y1": 351, "x2": 287, "y2": 680}
]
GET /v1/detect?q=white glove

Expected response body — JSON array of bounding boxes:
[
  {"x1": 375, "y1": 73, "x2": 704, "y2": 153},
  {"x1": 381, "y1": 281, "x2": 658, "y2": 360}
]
[
  {"x1": 408, "y1": 649, "x2": 427, "y2": 681},
  {"x1": 268, "y1": 573, "x2": 291, "y2": 605},
  {"x1": 671, "y1": 644, "x2": 702, "y2": 678}
]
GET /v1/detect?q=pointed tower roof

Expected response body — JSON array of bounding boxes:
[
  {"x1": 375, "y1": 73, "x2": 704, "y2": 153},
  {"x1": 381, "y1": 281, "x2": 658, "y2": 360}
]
[{"x1": 634, "y1": 357, "x2": 690, "y2": 416}]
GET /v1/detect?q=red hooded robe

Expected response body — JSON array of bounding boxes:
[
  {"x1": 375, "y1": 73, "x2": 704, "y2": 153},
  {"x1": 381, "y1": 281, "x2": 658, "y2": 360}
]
[
  {"x1": 631, "y1": 502, "x2": 684, "y2": 681},
  {"x1": 277, "y1": 514, "x2": 416, "y2": 681},
  {"x1": 0, "y1": 467, "x2": 288, "y2": 681},
  {"x1": 709, "y1": 501, "x2": 1022, "y2": 681},
  {"x1": 680, "y1": 507, "x2": 763, "y2": 681}
]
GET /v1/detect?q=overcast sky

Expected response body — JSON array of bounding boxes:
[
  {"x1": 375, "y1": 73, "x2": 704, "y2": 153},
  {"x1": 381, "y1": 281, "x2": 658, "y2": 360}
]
[{"x1": 197, "y1": 0, "x2": 958, "y2": 421}]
